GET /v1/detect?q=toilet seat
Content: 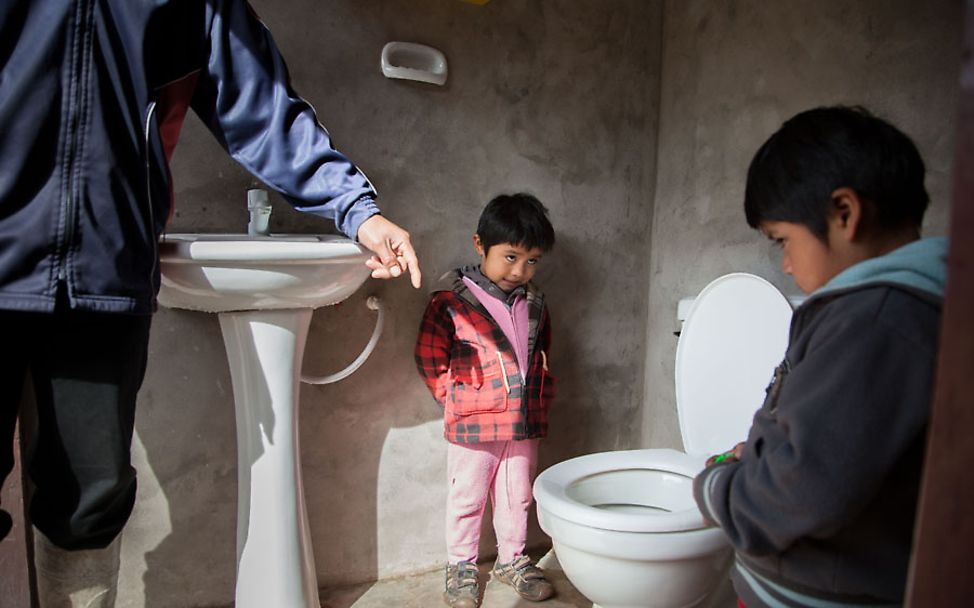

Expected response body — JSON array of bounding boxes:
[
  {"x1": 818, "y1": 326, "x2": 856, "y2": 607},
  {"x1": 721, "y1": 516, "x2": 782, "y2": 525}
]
[{"x1": 534, "y1": 449, "x2": 711, "y2": 533}]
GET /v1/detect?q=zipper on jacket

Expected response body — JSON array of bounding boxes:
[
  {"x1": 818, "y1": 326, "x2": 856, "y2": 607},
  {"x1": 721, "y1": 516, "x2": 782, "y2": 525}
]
[
  {"x1": 56, "y1": 0, "x2": 95, "y2": 284},
  {"x1": 539, "y1": 351, "x2": 548, "y2": 407},
  {"x1": 766, "y1": 359, "x2": 791, "y2": 415},
  {"x1": 496, "y1": 351, "x2": 511, "y2": 394},
  {"x1": 144, "y1": 101, "x2": 159, "y2": 285}
]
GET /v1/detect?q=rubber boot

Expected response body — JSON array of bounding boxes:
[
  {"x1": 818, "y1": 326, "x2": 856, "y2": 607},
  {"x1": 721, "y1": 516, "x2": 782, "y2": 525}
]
[{"x1": 33, "y1": 529, "x2": 121, "y2": 608}]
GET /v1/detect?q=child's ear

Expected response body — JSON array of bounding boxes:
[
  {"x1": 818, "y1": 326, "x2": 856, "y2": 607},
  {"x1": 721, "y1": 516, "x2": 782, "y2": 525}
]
[
  {"x1": 828, "y1": 187, "x2": 864, "y2": 243},
  {"x1": 473, "y1": 234, "x2": 485, "y2": 257}
]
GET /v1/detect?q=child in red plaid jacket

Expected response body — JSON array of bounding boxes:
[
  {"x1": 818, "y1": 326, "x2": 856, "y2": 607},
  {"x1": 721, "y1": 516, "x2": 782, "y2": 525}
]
[{"x1": 415, "y1": 194, "x2": 556, "y2": 607}]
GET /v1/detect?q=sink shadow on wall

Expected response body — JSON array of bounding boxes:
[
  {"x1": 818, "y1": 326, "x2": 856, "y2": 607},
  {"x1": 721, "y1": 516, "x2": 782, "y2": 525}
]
[{"x1": 121, "y1": 309, "x2": 239, "y2": 607}]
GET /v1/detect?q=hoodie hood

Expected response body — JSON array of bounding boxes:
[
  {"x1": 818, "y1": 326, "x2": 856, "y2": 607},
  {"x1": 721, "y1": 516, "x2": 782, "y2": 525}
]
[
  {"x1": 814, "y1": 236, "x2": 948, "y2": 300},
  {"x1": 431, "y1": 266, "x2": 534, "y2": 302},
  {"x1": 458, "y1": 264, "x2": 526, "y2": 306}
]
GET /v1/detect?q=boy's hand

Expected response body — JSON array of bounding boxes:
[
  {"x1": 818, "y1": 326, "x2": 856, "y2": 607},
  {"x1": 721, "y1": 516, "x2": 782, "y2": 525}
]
[
  {"x1": 706, "y1": 442, "x2": 745, "y2": 467},
  {"x1": 357, "y1": 214, "x2": 422, "y2": 289}
]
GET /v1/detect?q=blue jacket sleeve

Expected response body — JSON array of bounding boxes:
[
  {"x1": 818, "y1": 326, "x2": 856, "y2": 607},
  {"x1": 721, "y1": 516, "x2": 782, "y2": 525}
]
[{"x1": 191, "y1": 0, "x2": 379, "y2": 240}]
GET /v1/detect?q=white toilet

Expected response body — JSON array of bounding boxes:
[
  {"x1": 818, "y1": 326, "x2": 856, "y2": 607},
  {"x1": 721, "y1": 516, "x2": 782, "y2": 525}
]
[{"x1": 533, "y1": 273, "x2": 794, "y2": 608}]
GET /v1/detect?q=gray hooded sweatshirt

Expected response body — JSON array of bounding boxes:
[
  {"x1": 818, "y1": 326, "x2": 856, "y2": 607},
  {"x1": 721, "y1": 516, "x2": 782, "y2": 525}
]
[{"x1": 693, "y1": 237, "x2": 948, "y2": 607}]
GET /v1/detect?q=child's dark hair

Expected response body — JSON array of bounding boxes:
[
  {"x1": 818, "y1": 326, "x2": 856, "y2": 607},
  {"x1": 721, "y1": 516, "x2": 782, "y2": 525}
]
[
  {"x1": 476, "y1": 193, "x2": 555, "y2": 253},
  {"x1": 744, "y1": 105, "x2": 929, "y2": 240}
]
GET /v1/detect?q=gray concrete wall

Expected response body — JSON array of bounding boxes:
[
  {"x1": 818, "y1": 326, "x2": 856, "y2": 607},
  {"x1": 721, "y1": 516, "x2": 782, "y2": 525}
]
[
  {"x1": 118, "y1": 1, "x2": 662, "y2": 606},
  {"x1": 642, "y1": 0, "x2": 962, "y2": 451},
  {"x1": 109, "y1": 1, "x2": 962, "y2": 606}
]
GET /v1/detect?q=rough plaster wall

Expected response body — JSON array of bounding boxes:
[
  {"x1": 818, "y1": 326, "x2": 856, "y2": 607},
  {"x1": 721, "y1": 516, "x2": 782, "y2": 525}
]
[
  {"x1": 642, "y1": 0, "x2": 962, "y2": 451},
  {"x1": 118, "y1": 1, "x2": 661, "y2": 605}
]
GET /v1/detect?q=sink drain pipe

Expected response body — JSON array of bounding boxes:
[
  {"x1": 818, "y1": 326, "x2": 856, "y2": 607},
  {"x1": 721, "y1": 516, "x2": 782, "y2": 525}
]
[{"x1": 301, "y1": 295, "x2": 385, "y2": 385}]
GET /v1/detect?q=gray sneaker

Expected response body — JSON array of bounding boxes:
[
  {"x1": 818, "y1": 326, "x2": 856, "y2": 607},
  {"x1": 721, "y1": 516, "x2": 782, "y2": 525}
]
[
  {"x1": 492, "y1": 555, "x2": 554, "y2": 601},
  {"x1": 444, "y1": 561, "x2": 480, "y2": 608}
]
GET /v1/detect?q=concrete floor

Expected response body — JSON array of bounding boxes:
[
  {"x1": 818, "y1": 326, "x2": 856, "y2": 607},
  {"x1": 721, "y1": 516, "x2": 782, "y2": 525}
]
[
  {"x1": 318, "y1": 548, "x2": 738, "y2": 608},
  {"x1": 318, "y1": 550, "x2": 590, "y2": 608}
]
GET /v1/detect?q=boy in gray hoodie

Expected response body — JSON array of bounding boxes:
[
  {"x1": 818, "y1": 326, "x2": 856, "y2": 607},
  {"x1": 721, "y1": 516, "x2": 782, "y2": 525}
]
[{"x1": 693, "y1": 106, "x2": 947, "y2": 607}]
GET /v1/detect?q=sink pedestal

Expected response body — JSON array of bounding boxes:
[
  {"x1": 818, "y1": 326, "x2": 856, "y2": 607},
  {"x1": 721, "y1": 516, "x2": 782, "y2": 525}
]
[
  {"x1": 157, "y1": 233, "x2": 373, "y2": 607},
  {"x1": 220, "y1": 308, "x2": 319, "y2": 608}
]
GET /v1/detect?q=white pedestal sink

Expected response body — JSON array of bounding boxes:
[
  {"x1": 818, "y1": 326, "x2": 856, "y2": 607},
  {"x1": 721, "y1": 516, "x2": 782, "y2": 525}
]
[{"x1": 158, "y1": 233, "x2": 372, "y2": 608}]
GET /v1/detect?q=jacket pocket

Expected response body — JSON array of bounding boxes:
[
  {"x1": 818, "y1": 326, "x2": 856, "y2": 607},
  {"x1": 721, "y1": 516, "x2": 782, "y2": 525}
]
[{"x1": 449, "y1": 347, "x2": 510, "y2": 416}]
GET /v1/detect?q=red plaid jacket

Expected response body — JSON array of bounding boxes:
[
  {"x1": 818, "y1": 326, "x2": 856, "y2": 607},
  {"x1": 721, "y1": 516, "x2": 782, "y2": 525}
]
[{"x1": 415, "y1": 271, "x2": 554, "y2": 443}]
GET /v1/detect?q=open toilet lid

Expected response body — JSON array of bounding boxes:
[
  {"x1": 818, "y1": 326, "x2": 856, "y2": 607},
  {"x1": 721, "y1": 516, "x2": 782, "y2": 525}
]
[{"x1": 675, "y1": 273, "x2": 793, "y2": 457}]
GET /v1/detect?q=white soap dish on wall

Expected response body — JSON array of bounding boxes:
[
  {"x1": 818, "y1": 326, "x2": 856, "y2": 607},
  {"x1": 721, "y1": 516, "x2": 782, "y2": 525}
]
[{"x1": 381, "y1": 42, "x2": 448, "y2": 86}]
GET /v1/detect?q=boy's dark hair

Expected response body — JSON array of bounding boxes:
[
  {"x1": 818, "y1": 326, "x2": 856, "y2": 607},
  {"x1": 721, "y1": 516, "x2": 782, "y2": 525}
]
[
  {"x1": 744, "y1": 105, "x2": 929, "y2": 240},
  {"x1": 476, "y1": 193, "x2": 555, "y2": 253}
]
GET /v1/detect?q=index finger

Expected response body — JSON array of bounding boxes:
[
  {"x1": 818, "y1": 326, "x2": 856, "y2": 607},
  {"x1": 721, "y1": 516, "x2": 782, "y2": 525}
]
[{"x1": 398, "y1": 245, "x2": 422, "y2": 289}]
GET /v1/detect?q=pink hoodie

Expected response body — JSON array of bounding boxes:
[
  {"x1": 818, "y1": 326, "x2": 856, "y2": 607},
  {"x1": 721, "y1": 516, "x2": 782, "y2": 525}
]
[{"x1": 462, "y1": 276, "x2": 530, "y2": 380}]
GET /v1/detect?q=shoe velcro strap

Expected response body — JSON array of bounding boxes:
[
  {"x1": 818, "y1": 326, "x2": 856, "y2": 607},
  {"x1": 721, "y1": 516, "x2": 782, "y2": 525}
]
[
  {"x1": 518, "y1": 566, "x2": 545, "y2": 581},
  {"x1": 509, "y1": 556, "x2": 545, "y2": 581},
  {"x1": 457, "y1": 567, "x2": 478, "y2": 586}
]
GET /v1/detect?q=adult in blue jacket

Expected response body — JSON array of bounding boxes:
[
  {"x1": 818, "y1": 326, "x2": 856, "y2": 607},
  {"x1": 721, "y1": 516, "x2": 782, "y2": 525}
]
[{"x1": 0, "y1": 1, "x2": 420, "y2": 603}]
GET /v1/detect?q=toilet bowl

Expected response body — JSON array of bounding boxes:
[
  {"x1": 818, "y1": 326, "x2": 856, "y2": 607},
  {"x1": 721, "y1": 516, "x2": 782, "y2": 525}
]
[{"x1": 534, "y1": 273, "x2": 794, "y2": 608}]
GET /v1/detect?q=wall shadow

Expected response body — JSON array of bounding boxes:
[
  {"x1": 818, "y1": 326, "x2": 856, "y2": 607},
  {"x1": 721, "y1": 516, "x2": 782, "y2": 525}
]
[{"x1": 130, "y1": 309, "x2": 239, "y2": 608}]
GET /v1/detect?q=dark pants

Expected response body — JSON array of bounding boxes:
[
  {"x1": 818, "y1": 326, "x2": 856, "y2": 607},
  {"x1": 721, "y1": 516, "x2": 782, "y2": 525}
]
[{"x1": 0, "y1": 293, "x2": 151, "y2": 550}]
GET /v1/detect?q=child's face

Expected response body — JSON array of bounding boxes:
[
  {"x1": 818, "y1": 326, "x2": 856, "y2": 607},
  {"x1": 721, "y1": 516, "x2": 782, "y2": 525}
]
[
  {"x1": 760, "y1": 220, "x2": 846, "y2": 294},
  {"x1": 473, "y1": 236, "x2": 544, "y2": 293}
]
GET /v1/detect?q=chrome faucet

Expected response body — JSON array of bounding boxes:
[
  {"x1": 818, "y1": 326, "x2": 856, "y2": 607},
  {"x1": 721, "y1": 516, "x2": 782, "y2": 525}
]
[{"x1": 247, "y1": 189, "x2": 272, "y2": 236}]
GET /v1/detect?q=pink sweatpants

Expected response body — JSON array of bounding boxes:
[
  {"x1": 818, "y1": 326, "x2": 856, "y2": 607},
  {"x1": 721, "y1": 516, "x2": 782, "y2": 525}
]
[{"x1": 446, "y1": 439, "x2": 539, "y2": 564}]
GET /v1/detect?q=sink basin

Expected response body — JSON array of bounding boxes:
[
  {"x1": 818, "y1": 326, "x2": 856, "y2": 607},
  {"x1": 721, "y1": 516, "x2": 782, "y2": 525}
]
[
  {"x1": 158, "y1": 233, "x2": 371, "y2": 312},
  {"x1": 156, "y1": 232, "x2": 375, "y2": 608}
]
